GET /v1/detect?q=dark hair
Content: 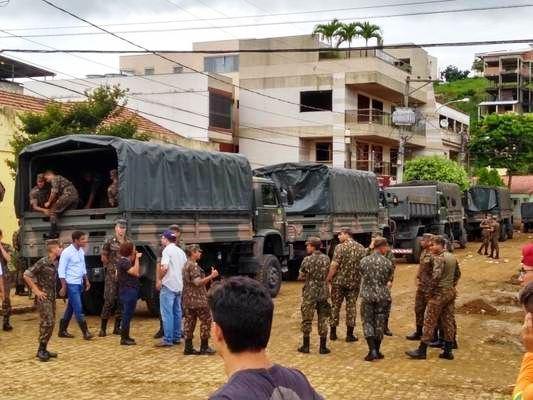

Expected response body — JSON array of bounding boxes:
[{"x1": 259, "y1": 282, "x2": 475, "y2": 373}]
[
  {"x1": 339, "y1": 227, "x2": 353, "y2": 235},
  {"x1": 169, "y1": 224, "x2": 181, "y2": 232},
  {"x1": 71, "y1": 231, "x2": 86, "y2": 241},
  {"x1": 208, "y1": 276, "x2": 273, "y2": 353},
  {"x1": 119, "y1": 242, "x2": 134, "y2": 257},
  {"x1": 432, "y1": 236, "x2": 446, "y2": 247}
]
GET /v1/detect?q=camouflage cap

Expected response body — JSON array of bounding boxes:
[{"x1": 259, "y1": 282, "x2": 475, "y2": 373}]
[
  {"x1": 432, "y1": 235, "x2": 446, "y2": 246},
  {"x1": 185, "y1": 243, "x2": 202, "y2": 256},
  {"x1": 422, "y1": 233, "x2": 434, "y2": 240},
  {"x1": 115, "y1": 219, "x2": 127, "y2": 227},
  {"x1": 305, "y1": 236, "x2": 322, "y2": 249}
]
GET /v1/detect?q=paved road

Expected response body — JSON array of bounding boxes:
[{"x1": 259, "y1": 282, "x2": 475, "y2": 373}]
[{"x1": 0, "y1": 236, "x2": 529, "y2": 399}]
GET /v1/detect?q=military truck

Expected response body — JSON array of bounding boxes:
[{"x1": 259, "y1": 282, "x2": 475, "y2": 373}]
[
  {"x1": 464, "y1": 185, "x2": 513, "y2": 241},
  {"x1": 384, "y1": 180, "x2": 466, "y2": 263},
  {"x1": 521, "y1": 202, "x2": 533, "y2": 233},
  {"x1": 254, "y1": 163, "x2": 380, "y2": 278},
  {"x1": 15, "y1": 135, "x2": 288, "y2": 315}
]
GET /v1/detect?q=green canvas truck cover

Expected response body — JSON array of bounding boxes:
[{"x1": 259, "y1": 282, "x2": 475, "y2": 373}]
[
  {"x1": 388, "y1": 180, "x2": 463, "y2": 212},
  {"x1": 522, "y1": 202, "x2": 533, "y2": 219},
  {"x1": 15, "y1": 135, "x2": 253, "y2": 216},
  {"x1": 466, "y1": 186, "x2": 511, "y2": 212},
  {"x1": 254, "y1": 163, "x2": 379, "y2": 215}
]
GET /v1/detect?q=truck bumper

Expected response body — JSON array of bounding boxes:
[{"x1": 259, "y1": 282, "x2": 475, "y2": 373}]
[{"x1": 392, "y1": 248, "x2": 413, "y2": 255}]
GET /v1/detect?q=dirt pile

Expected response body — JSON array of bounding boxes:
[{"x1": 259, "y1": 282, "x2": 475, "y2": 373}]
[{"x1": 457, "y1": 299, "x2": 499, "y2": 315}]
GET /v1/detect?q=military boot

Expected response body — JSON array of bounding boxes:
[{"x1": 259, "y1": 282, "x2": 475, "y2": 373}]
[
  {"x1": 298, "y1": 335, "x2": 310, "y2": 354},
  {"x1": 153, "y1": 318, "x2": 164, "y2": 339},
  {"x1": 384, "y1": 316, "x2": 393, "y2": 336},
  {"x1": 112, "y1": 318, "x2": 122, "y2": 335},
  {"x1": 45, "y1": 346, "x2": 58, "y2": 358},
  {"x1": 319, "y1": 336, "x2": 331, "y2": 355},
  {"x1": 439, "y1": 341, "x2": 454, "y2": 360},
  {"x1": 429, "y1": 329, "x2": 443, "y2": 348},
  {"x1": 3, "y1": 315, "x2": 13, "y2": 331},
  {"x1": 406, "y1": 325, "x2": 423, "y2": 341},
  {"x1": 406, "y1": 342, "x2": 428, "y2": 359},
  {"x1": 183, "y1": 339, "x2": 200, "y2": 355},
  {"x1": 58, "y1": 319, "x2": 74, "y2": 338},
  {"x1": 36, "y1": 342, "x2": 50, "y2": 362},
  {"x1": 346, "y1": 326, "x2": 358, "y2": 342},
  {"x1": 364, "y1": 337, "x2": 379, "y2": 362},
  {"x1": 200, "y1": 338, "x2": 216, "y2": 355},
  {"x1": 330, "y1": 326, "x2": 337, "y2": 341},
  {"x1": 120, "y1": 326, "x2": 136, "y2": 346},
  {"x1": 78, "y1": 320, "x2": 94, "y2": 340},
  {"x1": 47, "y1": 222, "x2": 59, "y2": 239},
  {"x1": 98, "y1": 319, "x2": 108, "y2": 337}
]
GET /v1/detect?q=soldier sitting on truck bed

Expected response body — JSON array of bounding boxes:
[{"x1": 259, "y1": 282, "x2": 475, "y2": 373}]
[
  {"x1": 107, "y1": 169, "x2": 118, "y2": 207},
  {"x1": 43, "y1": 171, "x2": 80, "y2": 239},
  {"x1": 78, "y1": 171, "x2": 104, "y2": 209},
  {"x1": 478, "y1": 214, "x2": 492, "y2": 256},
  {"x1": 29, "y1": 173, "x2": 51, "y2": 215}
]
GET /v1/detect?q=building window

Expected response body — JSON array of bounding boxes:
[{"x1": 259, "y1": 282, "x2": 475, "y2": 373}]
[
  {"x1": 144, "y1": 67, "x2": 155, "y2": 76},
  {"x1": 173, "y1": 66, "x2": 183, "y2": 74},
  {"x1": 209, "y1": 91, "x2": 232, "y2": 130},
  {"x1": 300, "y1": 90, "x2": 332, "y2": 112},
  {"x1": 372, "y1": 145, "x2": 383, "y2": 175},
  {"x1": 262, "y1": 185, "x2": 279, "y2": 207},
  {"x1": 357, "y1": 94, "x2": 370, "y2": 122},
  {"x1": 204, "y1": 55, "x2": 239, "y2": 73},
  {"x1": 120, "y1": 69, "x2": 134, "y2": 76},
  {"x1": 390, "y1": 148, "x2": 398, "y2": 177},
  {"x1": 315, "y1": 142, "x2": 332, "y2": 162},
  {"x1": 356, "y1": 142, "x2": 370, "y2": 171}
]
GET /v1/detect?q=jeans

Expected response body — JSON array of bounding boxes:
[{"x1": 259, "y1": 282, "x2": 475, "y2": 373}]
[
  {"x1": 63, "y1": 284, "x2": 85, "y2": 326},
  {"x1": 119, "y1": 287, "x2": 139, "y2": 334},
  {"x1": 160, "y1": 285, "x2": 182, "y2": 344}
]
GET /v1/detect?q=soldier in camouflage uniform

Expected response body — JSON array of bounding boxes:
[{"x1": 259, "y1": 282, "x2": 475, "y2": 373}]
[
  {"x1": 406, "y1": 235, "x2": 461, "y2": 360},
  {"x1": 406, "y1": 233, "x2": 434, "y2": 341},
  {"x1": 23, "y1": 239, "x2": 62, "y2": 361},
  {"x1": 327, "y1": 227, "x2": 366, "y2": 342},
  {"x1": 12, "y1": 228, "x2": 28, "y2": 296},
  {"x1": 478, "y1": 215, "x2": 492, "y2": 256},
  {"x1": 182, "y1": 244, "x2": 218, "y2": 355},
  {"x1": 297, "y1": 236, "x2": 331, "y2": 355},
  {"x1": 489, "y1": 216, "x2": 500, "y2": 260},
  {"x1": 359, "y1": 237, "x2": 394, "y2": 361},
  {"x1": 107, "y1": 169, "x2": 119, "y2": 207},
  {"x1": 0, "y1": 229, "x2": 14, "y2": 331},
  {"x1": 29, "y1": 173, "x2": 51, "y2": 215},
  {"x1": 43, "y1": 171, "x2": 79, "y2": 239},
  {"x1": 99, "y1": 219, "x2": 130, "y2": 337}
]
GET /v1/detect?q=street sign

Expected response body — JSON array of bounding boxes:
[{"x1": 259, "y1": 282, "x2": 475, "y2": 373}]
[{"x1": 392, "y1": 107, "x2": 416, "y2": 126}]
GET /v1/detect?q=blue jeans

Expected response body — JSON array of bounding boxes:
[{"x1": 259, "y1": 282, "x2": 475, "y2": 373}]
[
  {"x1": 119, "y1": 287, "x2": 139, "y2": 334},
  {"x1": 63, "y1": 284, "x2": 85, "y2": 326},
  {"x1": 160, "y1": 285, "x2": 182, "y2": 344}
]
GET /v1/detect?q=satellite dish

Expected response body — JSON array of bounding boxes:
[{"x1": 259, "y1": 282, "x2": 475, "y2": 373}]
[{"x1": 440, "y1": 119, "x2": 449, "y2": 128}]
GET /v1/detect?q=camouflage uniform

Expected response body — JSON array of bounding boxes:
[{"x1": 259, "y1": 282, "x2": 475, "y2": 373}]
[
  {"x1": 421, "y1": 251, "x2": 461, "y2": 344},
  {"x1": 359, "y1": 252, "x2": 394, "y2": 341},
  {"x1": 383, "y1": 250, "x2": 396, "y2": 332},
  {"x1": 30, "y1": 185, "x2": 50, "y2": 209},
  {"x1": 478, "y1": 218, "x2": 492, "y2": 255},
  {"x1": 182, "y1": 260, "x2": 211, "y2": 340},
  {"x1": 48, "y1": 175, "x2": 79, "y2": 224},
  {"x1": 24, "y1": 256, "x2": 58, "y2": 344},
  {"x1": 299, "y1": 250, "x2": 331, "y2": 337},
  {"x1": 101, "y1": 236, "x2": 129, "y2": 319},
  {"x1": 11, "y1": 230, "x2": 27, "y2": 294},
  {"x1": 490, "y1": 220, "x2": 500, "y2": 259},
  {"x1": 330, "y1": 239, "x2": 366, "y2": 329},
  {"x1": 414, "y1": 249, "x2": 433, "y2": 328},
  {"x1": 1, "y1": 242, "x2": 14, "y2": 322},
  {"x1": 107, "y1": 181, "x2": 118, "y2": 207}
]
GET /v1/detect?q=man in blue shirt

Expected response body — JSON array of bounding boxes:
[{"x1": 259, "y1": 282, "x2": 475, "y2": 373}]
[{"x1": 57, "y1": 230, "x2": 93, "y2": 340}]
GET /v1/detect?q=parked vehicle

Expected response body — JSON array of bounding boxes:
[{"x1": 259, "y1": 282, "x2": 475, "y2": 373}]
[
  {"x1": 464, "y1": 185, "x2": 513, "y2": 241},
  {"x1": 254, "y1": 162, "x2": 380, "y2": 278},
  {"x1": 522, "y1": 202, "x2": 533, "y2": 233},
  {"x1": 384, "y1": 180, "x2": 466, "y2": 263},
  {"x1": 15, "y1": 135, "x2": 288, "y2": 315}
]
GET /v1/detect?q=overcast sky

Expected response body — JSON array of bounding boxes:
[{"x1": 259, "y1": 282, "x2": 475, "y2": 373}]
[{"x1": 0, "y1": 0, "x2": 531, "y2": 79}]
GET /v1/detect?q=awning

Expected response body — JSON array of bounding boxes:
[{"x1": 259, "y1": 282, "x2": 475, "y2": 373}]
[{"x1": 478, "y1": 100, "x2": 519, "y2": 106}]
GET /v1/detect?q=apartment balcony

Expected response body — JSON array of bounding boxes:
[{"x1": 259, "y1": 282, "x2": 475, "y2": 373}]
[
  {"x1": 441, "y1": 129, "x2": 464, "y2": 149},
  {"x1": 355, "y1": 159, "x2": 395, "y2": 177},
  {"x1": 484, "y1": 66, "x2": 500, "y2": 76},
  {"x1": 345, "y1": 108, "x2": 426, "y2": 148}
]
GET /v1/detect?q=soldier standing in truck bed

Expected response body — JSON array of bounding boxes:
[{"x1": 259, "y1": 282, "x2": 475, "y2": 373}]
[
  {"x1": 99, "y1": 219, "x2": 130, "y2": 337},
  {"x1": 327, "y1": 227, "x2": 366, "y2": 343},
  {"x1": 478, "y1": 214, "x2": 492, "y2": 256},
  {"x1": 298, "y1": 236, "x2": 331, "y2": 355},
  {"x1": 29, "y1": 173, "x2": 51, "y2": 215},
  {"x1": 490, "y1": 216, "x2": 500, "y2": 260},
  {"x1": 0, "y1": 229, "x2": 13, "y2": 331},
  {"x1": 43, "y1": 171, "x2": 79, "y2": 239},
  {"x1": 23, "y1": 239, "x2": 62, "y2": 361},
  {"x1": 107, "y1": 169, "x2": 119, "y2": 207}
]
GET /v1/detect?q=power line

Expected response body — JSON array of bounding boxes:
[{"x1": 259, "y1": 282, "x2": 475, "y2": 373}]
[
  {"x1": 6, "y1": 3, "x2": 533, "y2": 39},
  {"x1": 3, "y1": 38, "x2": 533, "y2": 53},
  {"x1": 4, "y1": 0, "x2": 463, "y2": 32}
]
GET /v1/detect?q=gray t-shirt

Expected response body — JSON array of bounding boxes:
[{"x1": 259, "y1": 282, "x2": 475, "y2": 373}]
[{"x1": 209, "y1": 364, "x2": 324, "y2": 400}]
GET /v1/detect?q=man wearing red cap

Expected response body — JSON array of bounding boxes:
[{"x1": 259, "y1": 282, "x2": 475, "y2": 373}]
[{"x1": 520, "y1": 243, "x2": 533, "y2": 287}]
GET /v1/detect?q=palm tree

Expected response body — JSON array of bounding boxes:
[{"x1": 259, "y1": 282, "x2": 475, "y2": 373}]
[
  {"x1": 336, "y1": 22, "x2": 361, "y2": 58},
  {"x1": 312, "y1": 19, "x2": 343, "y2": 48},
  {"x1": 357, "y1": 21, "x2": 383, "y2": 47}
]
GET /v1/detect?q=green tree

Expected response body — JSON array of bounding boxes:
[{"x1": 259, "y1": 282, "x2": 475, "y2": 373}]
[
  {"x1": 7, "y1": 85, "x2": 149, "y2": 176},
  {"x1": 336, "y1": 22, "x2": 361, "y2": 49},
  {"x1": 475, "y1": 167, "x2": 505, "y2": 186},
  {"x1": 472, "y1": 57, "x2": 484, "y2": 73},
  {"x1": 357, "y1": 21, "x2": 383, "y2": 47},
  {"x1": 404, "y1": 156, "x2": 470, "y2": 191},
  {"x1": 312, "y1": 19, "x2": 343, "y2": 47},
  {"x1": 469, "y1": 113, "x2": 533, "y2": 189},
  {"x1": 441, "y1": 65, "x2": 470, "y2": 82}
]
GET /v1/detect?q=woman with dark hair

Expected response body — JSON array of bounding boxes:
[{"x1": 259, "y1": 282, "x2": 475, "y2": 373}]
[{"x1": 117, "y1": 242, "x2": 141, "y2": 346}]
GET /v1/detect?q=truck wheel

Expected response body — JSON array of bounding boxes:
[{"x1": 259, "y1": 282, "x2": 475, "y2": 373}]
[
  {"x1": 257, "y1": 255, "x2": 282, "y2": 298},
  {"x1": 459, "y1": 228, "x2": 467, "y2": 249},
  {"x1": 82, "y1": 282, "x2": 104, "y2": 316},
  {"x1": 142, "y1": 279, "x2": 160, "y2": 317},
  {"x1": 507, "y1": 223, "x2": 514, "y2": 239},
  {"x1": 499, "y1": 225, "x2": 508, "y2": 242},
  {"x1": 407, "y1": 237, "x2": 422, "y2": 264}
]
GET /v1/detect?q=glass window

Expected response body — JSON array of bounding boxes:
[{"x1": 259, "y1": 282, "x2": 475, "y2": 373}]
[
  {"x1": 315, "y1": 142, "x2": 332, "y2": 162},
  {"x1": 173, "y1": 66, "x2": 183, "y2": 74},
  {"x1": 356, "y1": 142, "x2": 370, "y2": 171},
  {"x1": 144, "y1": 67, "x2": 154, "y2": 76},
  {"x1": 209, "y1": 92, "x2": 232, "y2": 130},
  {"x1": 204, "y1": 55, "x2": 239, "y2": 73},
  {"x1": 262, "y1": 185, "x2": 278, "y2": 206},
  {"x1": 300, "y1": 90, "x2": 333, "y2": 112}
]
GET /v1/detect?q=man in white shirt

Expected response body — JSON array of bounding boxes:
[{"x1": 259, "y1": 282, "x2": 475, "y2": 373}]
[
  {"x1": 57, "y1": 230, "x2": 93, "y2": 340},
  {"x1": 156, "y1": 230, "x2": 187, "y2": 347}
]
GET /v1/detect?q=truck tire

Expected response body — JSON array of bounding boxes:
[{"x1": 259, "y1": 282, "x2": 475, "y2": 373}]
[
  {"x1": 459, "y1": 228, "x2": 467, "y2": 249},
  {"x1": 507, "y1": 223, "x2": 514, "y2": 239},
  {"x1": 407, "y1": 237, "x2": 422, "y2": 264},
  {"x1": 82, "y1": 282, "x2": 104, "y2": 316},
  {"x1": 142, "y1": 279, "x2": 160, "y2": 317},
  {"x1": 499, "y1": 224, "x2": 508, "y2": 242},
  {"x1": 257, "y1": 255, "x2": 282, "y2": 298}
]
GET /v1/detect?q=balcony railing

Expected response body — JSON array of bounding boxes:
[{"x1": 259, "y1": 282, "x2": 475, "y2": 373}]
[
  {"x1": 355, "y1": 160, "x2": 394, "y2": 176},
  {"x1": 318, "y1": 48, "x2": 412, "y2": 73},
  {"x1": 345, "y1": 108, "x2": 425, "y2": 135}
]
